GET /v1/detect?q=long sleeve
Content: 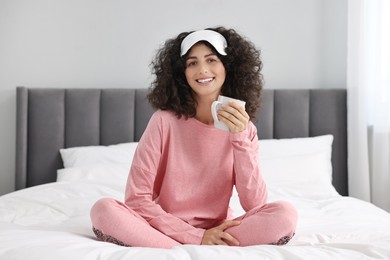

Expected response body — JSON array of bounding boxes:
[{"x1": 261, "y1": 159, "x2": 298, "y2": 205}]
[
  {"x1": 124, "y1": 112, "x2": 205, "y2": 245},
  {"x1": 231, "y1": 122, "x2": 268, "y2": 212},
  {"x1": 124, "y1": 110, "x2": 258, "y2": 244}
]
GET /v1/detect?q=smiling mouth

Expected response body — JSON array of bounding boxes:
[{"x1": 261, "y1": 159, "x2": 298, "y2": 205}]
[{"x1": 196, "y1": 77, "x2": 214, "y2": 83}]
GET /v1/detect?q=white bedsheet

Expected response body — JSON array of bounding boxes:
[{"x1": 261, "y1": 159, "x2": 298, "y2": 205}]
[{"x1": 1, "y1": 175, "x2": 390, "y2": 260}]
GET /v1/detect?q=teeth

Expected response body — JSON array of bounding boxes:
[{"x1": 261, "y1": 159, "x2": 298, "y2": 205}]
[{"x1": 197, "y1": 78, "x2": 213, "y2": 83}]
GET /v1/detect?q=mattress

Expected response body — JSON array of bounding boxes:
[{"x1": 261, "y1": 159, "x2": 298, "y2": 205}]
[{"x1": 1, "y1": 137, "x2": 390, "y2": 259}]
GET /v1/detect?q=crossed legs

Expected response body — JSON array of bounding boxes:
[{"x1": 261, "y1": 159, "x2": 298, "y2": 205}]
[{"x1": 90, "y1": 198, "x2": 297, "y2": 248}]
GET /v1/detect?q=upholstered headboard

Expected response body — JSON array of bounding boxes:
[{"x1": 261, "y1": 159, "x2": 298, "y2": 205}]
[{"x1": 15, "y1": 87, "x2": 348, "y2": 195}]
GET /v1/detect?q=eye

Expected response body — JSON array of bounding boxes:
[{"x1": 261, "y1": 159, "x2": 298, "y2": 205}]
[
  {"x1": 186, "y1": 60, "x2": 197, "y2": 67},
  {"x1": 207, "y1": 58, "x2": 217, "y2": 63}
]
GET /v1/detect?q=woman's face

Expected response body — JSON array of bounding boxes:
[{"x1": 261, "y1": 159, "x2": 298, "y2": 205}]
[{"x1": 184, "y1": 43, "x2": 226, "y2": 102}]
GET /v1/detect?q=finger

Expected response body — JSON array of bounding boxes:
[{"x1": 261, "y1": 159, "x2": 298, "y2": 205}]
[
  {"x1": 228, "y1": 101, "x2": 246, "y2": 113},
  {"x1": 227, "y1": 101, "x2": 249, "y2": 118},
  {"x1": 218, "y1": 220, "x2": 241, "y2": 231},
  {"x1": 217, "y1": 102, "x2": 248, "y2": 132},
  {"x1": 219, "y1": 104, "x2": 248, "y2": 125},
  {"x1": 230, "y1": 102, "x2": 250, "y2": 121},
  {"x1": 218, "y1": 112, "x2": 246, "y2": 133},
  {"x1": 221, "y1": 232, "x2": 240, "y2": 246},
  {"x1": 220, "y1": 103, "x2": 243, "y2": 118},
  {"x1": 218, "y1": 110, "x2": 244, "y2": 128},
  {"x1": 214, "y1": 239, "x2": 229, "y2": 246},
  {"x1": 218, "y1": 116, "x2": 244, "y2": 133}
]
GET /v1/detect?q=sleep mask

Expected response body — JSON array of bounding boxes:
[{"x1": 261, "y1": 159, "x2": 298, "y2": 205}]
[{"x1": 180, "y1": 30, "x2": 228, "y2": 56}]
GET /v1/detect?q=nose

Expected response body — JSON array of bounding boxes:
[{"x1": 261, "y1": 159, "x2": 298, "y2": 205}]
[{"x1": 198, "y1": 62, "x2": 209, "y2": 75}]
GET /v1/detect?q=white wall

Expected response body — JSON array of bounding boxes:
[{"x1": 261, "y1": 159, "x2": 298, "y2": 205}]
[{"x1": 0, "y1": 0, "x2": 347, "y2": 195}]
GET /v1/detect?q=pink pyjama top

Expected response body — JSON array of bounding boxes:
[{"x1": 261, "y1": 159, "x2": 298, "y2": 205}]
[{"x1": 125, "y1": 110, "x2": 268, "y2": 245}]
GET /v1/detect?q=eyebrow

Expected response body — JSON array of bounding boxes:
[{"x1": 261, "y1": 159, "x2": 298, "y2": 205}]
[{"x1": 186, "y1": 53, "x2": 217, "y2": 60}]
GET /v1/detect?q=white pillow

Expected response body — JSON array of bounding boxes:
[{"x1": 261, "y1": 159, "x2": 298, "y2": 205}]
[
  {"x1": 259, "y1": 135, "x2": 340, "y2": 199},
  {"x1": 57, "y1": 163, "x2": 130, "y2": 183},
  {"x1": 60, "y1": 142, "x2": 138, "y2": 168},
  {"x1": 58, "y1": 136, "x2": 339, "y2": 200}
]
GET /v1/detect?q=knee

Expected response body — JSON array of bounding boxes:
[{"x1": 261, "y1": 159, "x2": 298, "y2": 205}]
[
  {"x1": 91, "y1": 198, "x2": 118, "y2": 215},
  {"x1": 270, "y1": 201, "x2": 298, "y2": 234},
  {"x1": 90, "y1": 198, "x2": 122, "y2": 227},
  {"x1": 271, "y1": 201, "x2": 298, "y2": 217}
]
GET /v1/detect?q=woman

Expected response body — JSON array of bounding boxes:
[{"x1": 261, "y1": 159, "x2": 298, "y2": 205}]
[{"x1": 90, "y1": 27, "x2": 297, "y2": 248}]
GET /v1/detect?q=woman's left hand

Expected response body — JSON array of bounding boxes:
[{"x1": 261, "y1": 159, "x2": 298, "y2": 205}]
[{"x1": 217, "y1": 101, "x2": 250, "y2": 133}]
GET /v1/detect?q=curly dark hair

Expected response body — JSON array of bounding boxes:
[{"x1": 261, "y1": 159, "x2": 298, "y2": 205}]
[{"x1": 147, "y1": 26, "x2": 263, "y2": 119}]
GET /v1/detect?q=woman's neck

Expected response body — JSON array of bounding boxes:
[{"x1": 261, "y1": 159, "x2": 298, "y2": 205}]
[{"x1": 195, "y1": 97, "x2": 216, "y2": 125}]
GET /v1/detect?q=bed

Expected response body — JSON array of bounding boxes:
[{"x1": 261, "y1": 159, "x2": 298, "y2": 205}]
[{"x1": 1, "y1": 87, "x2": 390, "y2": 259}]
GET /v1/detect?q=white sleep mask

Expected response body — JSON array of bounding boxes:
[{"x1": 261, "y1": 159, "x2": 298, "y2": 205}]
[{"x1": 180, "y1": 30, "x2": 227, "y2": 56}]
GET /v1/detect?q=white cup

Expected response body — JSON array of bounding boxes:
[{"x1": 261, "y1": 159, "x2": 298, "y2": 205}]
[{"x1": 211, "y1": 95, "x2": 246, "y2": 131}]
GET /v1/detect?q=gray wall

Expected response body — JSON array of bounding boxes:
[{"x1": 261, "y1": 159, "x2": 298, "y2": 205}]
[{"x1": 0, "y1": 0, "x2": 347, "y2": 195}]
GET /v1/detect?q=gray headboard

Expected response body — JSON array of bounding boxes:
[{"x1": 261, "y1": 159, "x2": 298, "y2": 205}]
[{"x1": 16, "y1": 87, "x2": 348, "y2": 195}]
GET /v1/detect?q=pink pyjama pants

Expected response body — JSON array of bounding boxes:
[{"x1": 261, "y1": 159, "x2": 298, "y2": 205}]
[{"x1": 90, "y1": 198, "x2": 297, "y2": 248}]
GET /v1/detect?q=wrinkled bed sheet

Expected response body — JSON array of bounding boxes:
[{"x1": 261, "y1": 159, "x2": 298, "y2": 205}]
[{"x1": 1, "y1": 177, "x2": 390, "y2": 260}]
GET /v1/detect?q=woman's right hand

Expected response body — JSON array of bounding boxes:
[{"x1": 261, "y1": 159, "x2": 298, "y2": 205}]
[{"x1": 201, "y1": 220, "x2": 241, "y2": 246}]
